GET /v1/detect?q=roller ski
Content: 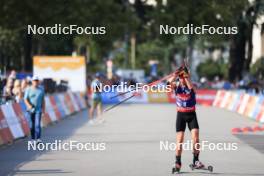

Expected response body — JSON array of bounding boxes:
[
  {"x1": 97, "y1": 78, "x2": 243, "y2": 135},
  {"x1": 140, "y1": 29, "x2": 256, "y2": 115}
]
[
  {"x1": 172, "y1": 163, "x2": 181, "y2": 174},
  {"x1": 189, "y1": 161, "x2": 213, "y2": 172}
]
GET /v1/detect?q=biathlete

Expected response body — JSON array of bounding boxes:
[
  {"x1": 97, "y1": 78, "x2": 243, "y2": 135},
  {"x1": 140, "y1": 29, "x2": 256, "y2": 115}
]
[
  {"x1": 89, "y1": 73, "x2": 104, "y2": 124},
  {"x1": 168, "y1": 66, "x2": 204, "y2": 172}
]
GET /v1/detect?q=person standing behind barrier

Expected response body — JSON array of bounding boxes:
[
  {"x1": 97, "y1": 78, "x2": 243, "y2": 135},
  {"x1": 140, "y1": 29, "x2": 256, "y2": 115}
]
[
  {"x1": 12, "y1": 79, "x2": 23, "y2": 102},
  {"x1": 21, "y1": 79, "x2": 29, "y2": 93},
  {"x1": 89, "y1": 73, "x2": 103, "y2": 124},
  {"x1": 24, "y1": 76, "x2": 45, "y2": 143},
  {"x1": 2, "y1": 78, "x2": 14, "y2": 103}
]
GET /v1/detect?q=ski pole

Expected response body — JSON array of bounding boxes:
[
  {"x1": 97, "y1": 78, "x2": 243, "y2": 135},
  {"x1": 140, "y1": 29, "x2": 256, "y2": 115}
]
[
  {"x1": 104, "y1": 94, "x2": 136, "y2": 112},
  {"x1": 110, "y1": 69, "x2": 179, "y2": 99}
]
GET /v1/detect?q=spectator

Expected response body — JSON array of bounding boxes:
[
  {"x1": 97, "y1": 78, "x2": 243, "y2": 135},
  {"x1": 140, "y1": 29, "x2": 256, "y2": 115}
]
[
  {"x1": 9, "y1": 70, "x2": 17, "y2": 80},
  {"x1": 12, "y1": 79, "x2": 23, "y2": 102},
  {"x1": 26, "y1": 76, "x2": 32, "y2": 86},
  {"x1": 24, "y1": 76, "x2": 45, "y2": 143},
  {"x1": 21, "y1": 79, "x2": 29, "y2": 93},
  {"x1": 2, "y1": 78, "x2": 14, "y2": 102}
]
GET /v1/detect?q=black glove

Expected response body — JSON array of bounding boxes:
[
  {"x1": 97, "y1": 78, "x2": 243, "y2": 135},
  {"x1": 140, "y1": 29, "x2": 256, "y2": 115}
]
[{"x1": 178, "y1": 66, "x2": 189, "y2": 78}]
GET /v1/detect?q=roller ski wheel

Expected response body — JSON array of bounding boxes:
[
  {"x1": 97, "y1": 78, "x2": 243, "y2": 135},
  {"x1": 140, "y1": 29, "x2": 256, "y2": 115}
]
[
  {"x1": 208, "y1": 165, "x2": 213, "y2": 172},
  {"x1": 189, "y1": 162, "x2": 213, "y2": 173},
  {"x1": 189, "y1": 164, "x2": 194, "y2": 170},
  {"x1": 172, "y1": 163, "x2": 181, "y2": 174}
]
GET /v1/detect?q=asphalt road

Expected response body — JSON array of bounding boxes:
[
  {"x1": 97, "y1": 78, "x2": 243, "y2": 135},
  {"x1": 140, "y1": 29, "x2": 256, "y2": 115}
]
[{"x1": 0, "y1": 104, "x2": 264, "y2": 176}]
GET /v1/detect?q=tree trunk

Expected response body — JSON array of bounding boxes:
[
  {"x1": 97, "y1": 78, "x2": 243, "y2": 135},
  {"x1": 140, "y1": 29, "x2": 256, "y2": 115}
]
[
  {"x1": 244, "y1": 24, "x2": 253, "y2": 71},
  {"x1": 229, "y1": 17, "x2": 247, "y2": 82},
  {"x1": 24, "y1": 33, "x2": 32, "y2": 71}
]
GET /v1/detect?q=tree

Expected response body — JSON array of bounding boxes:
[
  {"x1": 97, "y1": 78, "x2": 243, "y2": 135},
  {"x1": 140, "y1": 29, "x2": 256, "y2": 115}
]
[
  {"x1": 196, "y1": 59, "x2": 228, "y2": 81},
  {"x1": 0, "y1": 0, "x2": 139, "y2": 72},
  {"x1": 229, "y1": 0, "x2": 264, "y2": 81},
  {"x1": 139, "y1": 0, "x2": 249, "y2": 74},
  {"x1": 250, "y1": 56, "x2": 264, "y2": 80}
]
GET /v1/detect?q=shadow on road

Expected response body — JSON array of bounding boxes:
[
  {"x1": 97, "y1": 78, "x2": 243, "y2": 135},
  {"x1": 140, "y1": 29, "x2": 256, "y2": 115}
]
[
  {"x1": 12, "y1": 169, "x2": 72, "y2": 174},
  {"x1": 0, "y1": 110, "x2": 88, "y2": 176}
]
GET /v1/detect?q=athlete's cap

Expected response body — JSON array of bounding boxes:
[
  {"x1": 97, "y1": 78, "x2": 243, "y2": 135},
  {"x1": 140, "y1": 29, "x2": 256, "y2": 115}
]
[{"x1": 32, "y1": 75, "x2": 40, "y2": 81}]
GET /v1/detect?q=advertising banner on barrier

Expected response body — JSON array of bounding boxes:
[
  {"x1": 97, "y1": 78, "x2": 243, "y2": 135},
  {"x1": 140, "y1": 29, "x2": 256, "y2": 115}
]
[
  {"x1": 148, "y1": 91, "x2": 169, "y2": 103},
  {"x1": 58, "y1": 94, "x2": 70, "y2": 116},
  {"x1": 224, "y1": 92, "x2": 235, "y2": 109},
  {"x1": 219, "y1": 91, "x2": 231, "y2": 108},
  {"x1": 0, "y1": 108, "x2": 13, "y2": 144},
  {"x1": 256, "y1": 100, "x2": 264, "y2": 123},
  {"x1": 196, "y1": 89, "x2": 217, "y2": 106},
  {"x1": 243, "y1": 96, "x2": 259, "y2": 119},
  {"x1": 237, "y1": 94, "x2": 250, "y2": 115},
  {"x1": 65, "y1": 93, "x2": 75, "y2": 113},
  {"x1": 49, "y1": 96, "x2": 62, "y2": 120},
  {"x1": 227, "y1": 93, "x2": 241, "y2": 111},
  {"x1": 97, "y1": 89, "x2": 219, "y2": 105},
  {"x1": 208, "y1": 90, "x2": 264, "y2": 123},
  {"x1": 1, "y1": 104, "x2": 24, "y2": 139},
  {"x1": 12, "y1": 103, "x2": 30, "y2": 136},
  {"x1": 0, "y1": 91, "x2": 88, "y2": 146},
  {"x1": 168, "y1": 89, "x2": 216, "y2": 106},
  {"x1": 1, "y1": 89, "x2": 264, "y2": 147},
  {"x1": 54, "y1": 95, "x2": 66, "y2": 118},
  {"x1": 73, "y1": 93, "x2": 83, "y2": 110},
  {"x1": 234, "y1": 93, "x2": 245, "y2": 112},
  {"x1": 45, "y1": 96, "x2": 58, "y2": 122},
  {"x1": 77, "y1": 93, "x2": 87, "y2": 109},
  {"x1": 19, "y1": 101, "x2": 31, "y2": 126},
  {"x1": 213, "y1": 90, "x2": 226, "y2": 107},
  {"x1": 250, "y1": 96, "x2": 264, "y2": 120},
  {"x1": 68, "y1": 92, "x2": 80, "y2": 111}
]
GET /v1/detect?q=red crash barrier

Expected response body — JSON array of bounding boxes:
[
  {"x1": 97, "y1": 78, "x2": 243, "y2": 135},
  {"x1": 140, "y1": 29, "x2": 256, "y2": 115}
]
[
  {"x1": 12, "y1": 103, "x2": 30, "y2": 136},
  {"x1": 64, "y1": 93, "x2": 75, "y2": 114},
  {"x1": 196, "y1": 89, "x2": 217, "y2": 106},
  {"x1": 49, "y1": 96, "x2": 62, "y2": 120},
  {"x1": 213, "y1": 90, "x2": 264, "y2": 123},
  {"x1": 0, "y1": 108, "x2": 13, "y2": 144},
  {"x1": 167, "y1": 89, "x2": 217, "y2": 106},
  {"x1": 0, "y1": 92, "x2": 86, "y2": 146}
]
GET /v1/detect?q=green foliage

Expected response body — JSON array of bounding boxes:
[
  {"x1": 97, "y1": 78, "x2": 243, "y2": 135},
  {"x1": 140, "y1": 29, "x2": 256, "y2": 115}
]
[
  {"x1": 0, "y1": 0, "x2": 139, "y2": 71},
  {"x1": 250, "y1": 57, "x2": 264, "y2": 79},
  {"x1": 146, "y1": 0, "x2": 249, "y2": 45},
  {"x1": 196, "y1": 59, "x2": 228, "y2": 80},
  {"x1": 0, "y1": 27, "x2": 23, "y2": 70},
  {"x1": 136, "y1": 40, "x2": 165, "y2": 72},
  {"x1": 0, "y1": 0, "x2": 259, "y2": 75}
]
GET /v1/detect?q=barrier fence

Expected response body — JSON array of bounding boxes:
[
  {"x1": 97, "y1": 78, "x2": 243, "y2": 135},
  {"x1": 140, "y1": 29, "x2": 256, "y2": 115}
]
[
  {"x1": 100, "y1": 89, "x2": 264, "y2": 123},
  {"x1": 0, "y1": 92, "x2": 87, "y2": 146},
  {"x1": 1, "y1": 89, "x2": 263, "y2": 146},
  {"x1": 213, "y1": 90, "x2": 264, "y2": 123},
  {"x1": 100, "y1": 89, "x2": 217, "y2": 106}
]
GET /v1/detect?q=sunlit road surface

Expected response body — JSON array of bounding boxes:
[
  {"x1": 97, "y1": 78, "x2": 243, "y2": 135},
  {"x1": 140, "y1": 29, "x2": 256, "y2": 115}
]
[{"x1": 0, "y1": 104, "x2": 264, "y2": 176}]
